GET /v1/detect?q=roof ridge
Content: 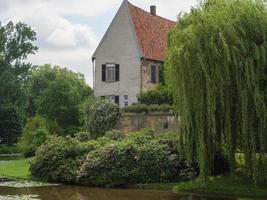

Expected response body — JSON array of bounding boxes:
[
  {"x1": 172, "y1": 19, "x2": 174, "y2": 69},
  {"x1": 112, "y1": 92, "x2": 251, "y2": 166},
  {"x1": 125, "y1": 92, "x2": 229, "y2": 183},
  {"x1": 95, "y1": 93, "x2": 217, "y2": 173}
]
[{"x1": 127, "y1": 1, "x2": 176, "y2": 24}]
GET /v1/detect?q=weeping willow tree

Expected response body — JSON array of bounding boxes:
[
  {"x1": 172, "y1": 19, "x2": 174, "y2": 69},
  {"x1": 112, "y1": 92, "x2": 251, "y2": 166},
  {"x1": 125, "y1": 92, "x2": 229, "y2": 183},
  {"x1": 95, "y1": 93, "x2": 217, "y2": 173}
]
[{"x1": 165, "y1": 0, "x2": 267, "y2": 184}]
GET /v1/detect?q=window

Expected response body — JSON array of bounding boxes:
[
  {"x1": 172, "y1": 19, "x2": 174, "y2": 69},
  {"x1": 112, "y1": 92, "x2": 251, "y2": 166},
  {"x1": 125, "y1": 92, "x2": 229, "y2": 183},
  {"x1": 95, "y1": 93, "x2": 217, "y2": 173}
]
[
  {"x1": 102, "y1": 64, "x2": 120, "y2": 82},
  {"x1": 106, "y1": 95, "x2": 115, "y2": 102},
  {"x1": 105, "y1": 95, "x2": 119, "y2": 105},
  {"x1": 123, "y1": 95, "x2": 128, "y2": 107},
  {"x1": 106, "y1": 64, "x2": 116, "y2": 82},
  {"x1": 151, "y1": 65, "x2": 157, "y2": 84}
]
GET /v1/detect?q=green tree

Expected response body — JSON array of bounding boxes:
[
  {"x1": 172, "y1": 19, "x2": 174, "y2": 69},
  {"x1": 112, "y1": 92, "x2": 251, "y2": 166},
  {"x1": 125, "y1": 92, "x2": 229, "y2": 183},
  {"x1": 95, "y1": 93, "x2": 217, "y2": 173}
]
[
  {"x1": 28, "y1": 65, "x2": 93, "y2": 135},
  {"x1": 165, "y1": 0, "x2": 267, "y2": 184},
  {"x1": 26, "y1": 64, "x2": 92, "y2": 117},
  {"x1": 0, "y1": 21, "x2": 37, "y2": 144}
]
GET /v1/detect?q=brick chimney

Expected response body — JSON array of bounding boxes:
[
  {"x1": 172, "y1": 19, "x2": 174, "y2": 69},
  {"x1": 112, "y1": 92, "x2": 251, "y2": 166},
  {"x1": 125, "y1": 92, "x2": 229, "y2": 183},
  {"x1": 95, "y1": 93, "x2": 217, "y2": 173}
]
[{"x1": 150, "y1": 5, "x2": 156, "y2": 16}]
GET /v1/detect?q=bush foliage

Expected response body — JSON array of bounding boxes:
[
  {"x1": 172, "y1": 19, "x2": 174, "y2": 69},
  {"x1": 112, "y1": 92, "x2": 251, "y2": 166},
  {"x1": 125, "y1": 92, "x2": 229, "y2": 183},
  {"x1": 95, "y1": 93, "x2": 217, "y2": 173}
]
[
  {"x1": 137, "y1": 87, "x2": 173, "y2": 105},
  {"x1": 122, "y1": 104, "x2": 173, "y2": 114},
  {"x1": 84, "y1": 98, "x2": 120, "y2": 138},
  {"x1": 30, "y1": 130, "x2": 196, "y2": 186},
  {"x1": 30, "y1": 136, "x2": 89, "y2": 183},
  {"x1": 19, "y1": 116, "x2": 50, "y2": 157},
  {"x1": 78, "y1": 129, "x2": 196, "y2": 187}
]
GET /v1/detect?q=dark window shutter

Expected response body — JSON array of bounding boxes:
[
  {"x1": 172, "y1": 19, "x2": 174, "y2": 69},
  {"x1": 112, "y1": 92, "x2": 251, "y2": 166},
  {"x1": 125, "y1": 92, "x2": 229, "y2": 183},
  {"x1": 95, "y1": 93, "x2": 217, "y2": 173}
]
[
  {"x1": 102, "y1": 64, "x2": 106, "y2": 82},
  {"x1": 115, "y1": 64, "x2": 120, "y2": 81},
  {"x1": 151, "y1": 65, "x2": 156, "y2": 84},
  {"x1": 115, "y1": 95, "x2": 119, "y2": 105}
]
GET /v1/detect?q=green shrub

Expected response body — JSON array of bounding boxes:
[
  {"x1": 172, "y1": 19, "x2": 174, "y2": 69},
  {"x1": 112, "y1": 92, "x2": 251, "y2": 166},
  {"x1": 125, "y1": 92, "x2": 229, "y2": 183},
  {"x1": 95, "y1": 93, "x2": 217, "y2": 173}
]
[
  {"x1": 84, "y1": 98, "x2": 120, "y2": 139},
  {"x1": 137, "y1": 87, "x2": 173, "y2": 105},
  {"x1": 122, "y1": 104, "x2": 173, "y2": 114},
  {"x1": 125, "y1": 129, "x2": 155, "y2": 145},
  {"x1": 104, "y1": 130, "x2": 125, "y2": 141},
  {"x1": 122, "y1": 104, "x2": 149, "y2": 114},
  {"x1": 24, "y1": 129, "x2": 49, "y2": 157},
  {"x1": 30, "y1": 136, "x2": 92, "y2": 183},
  {"x1": 156, "y1": 133, "x2": 179, "y2": 154},
  {"x1": 78, "y1": 131, "x2": 196, "y2": 187},
  {"x1": 74, "y1": 131, "x2": 91, "y2": 142},
  {"x1": 0, "y1": 145, "x2": 22, "y2": 154},
  {"x1": 19, "y1": 116, "x2": 50, "y2": 157}
]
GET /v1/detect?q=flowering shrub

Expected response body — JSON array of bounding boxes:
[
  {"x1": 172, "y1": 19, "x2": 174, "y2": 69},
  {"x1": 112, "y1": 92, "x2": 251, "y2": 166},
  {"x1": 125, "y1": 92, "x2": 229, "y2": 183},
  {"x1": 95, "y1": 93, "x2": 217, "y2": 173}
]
[
  {"x1": 78, "y1": 130, "x2": 196, "y2": 187},
  {"x1": 30, "y1": 136, "x2": 90, "y2": 183},
  {"x1": 84, "y1": 98, "x2": 120, "y2": 138},
  {"x1": 30, "y1": 129, "x2": 197, "y2": 186}
]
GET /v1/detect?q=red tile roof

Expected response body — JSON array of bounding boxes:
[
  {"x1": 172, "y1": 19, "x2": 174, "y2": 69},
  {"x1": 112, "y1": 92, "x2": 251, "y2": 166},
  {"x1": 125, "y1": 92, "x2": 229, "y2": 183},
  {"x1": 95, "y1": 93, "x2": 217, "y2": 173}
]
[{"x1": 128, "y1": 2, "x2": 176, "y2": 61}]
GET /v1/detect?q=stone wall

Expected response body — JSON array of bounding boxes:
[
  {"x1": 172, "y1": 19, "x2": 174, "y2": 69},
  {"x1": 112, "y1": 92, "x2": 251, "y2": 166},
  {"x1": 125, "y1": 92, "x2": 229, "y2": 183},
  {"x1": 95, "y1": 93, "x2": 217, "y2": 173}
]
[
  {"x1": 117, "y1": 112, "x2": 180, "y2": 134},
  {"x1": 141, "y1": 58, "x2": 163, "y2": 92}
]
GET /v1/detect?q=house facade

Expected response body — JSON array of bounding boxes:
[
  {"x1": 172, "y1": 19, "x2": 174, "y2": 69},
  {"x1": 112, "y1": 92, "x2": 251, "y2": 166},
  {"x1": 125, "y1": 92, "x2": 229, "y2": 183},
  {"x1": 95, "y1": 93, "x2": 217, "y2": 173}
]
[{"x1": 92, "y1": 0, "x2": 175, "y2": 107}]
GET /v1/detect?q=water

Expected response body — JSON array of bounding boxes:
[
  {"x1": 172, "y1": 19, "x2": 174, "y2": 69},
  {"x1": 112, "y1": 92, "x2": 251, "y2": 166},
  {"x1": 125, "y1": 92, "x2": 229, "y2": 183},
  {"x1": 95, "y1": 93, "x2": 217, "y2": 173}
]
[{"x1": 0, "y1": 181, "x2": 258, "y2": 200}]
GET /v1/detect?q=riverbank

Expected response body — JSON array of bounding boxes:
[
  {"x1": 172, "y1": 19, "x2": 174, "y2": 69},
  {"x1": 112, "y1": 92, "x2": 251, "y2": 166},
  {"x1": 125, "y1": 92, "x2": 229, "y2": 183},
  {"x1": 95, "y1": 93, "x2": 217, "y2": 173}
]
[
  {"x1": 173, "y1": 175, "x2": 267, "y2": 198},
  {"x1": 0, "y1": 158, "x2": 32, "y2": 180},
  {"x1": 1, "y1": 157, "x2": 267, "y2": 199}
]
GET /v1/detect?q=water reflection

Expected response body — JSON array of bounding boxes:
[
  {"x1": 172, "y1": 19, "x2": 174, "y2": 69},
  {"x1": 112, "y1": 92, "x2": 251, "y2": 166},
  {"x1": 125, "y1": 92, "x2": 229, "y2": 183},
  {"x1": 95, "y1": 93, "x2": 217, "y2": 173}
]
[{"x1": 0, "y1": 185, "x2": 252, "y2": 200}]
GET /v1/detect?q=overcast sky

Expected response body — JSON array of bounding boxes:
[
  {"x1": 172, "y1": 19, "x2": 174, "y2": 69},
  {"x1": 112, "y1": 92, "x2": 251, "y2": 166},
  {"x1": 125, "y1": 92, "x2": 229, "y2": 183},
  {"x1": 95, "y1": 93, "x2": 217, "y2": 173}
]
[{"x1": 0, "y1": 0, "x2": 198, "y2": 86}]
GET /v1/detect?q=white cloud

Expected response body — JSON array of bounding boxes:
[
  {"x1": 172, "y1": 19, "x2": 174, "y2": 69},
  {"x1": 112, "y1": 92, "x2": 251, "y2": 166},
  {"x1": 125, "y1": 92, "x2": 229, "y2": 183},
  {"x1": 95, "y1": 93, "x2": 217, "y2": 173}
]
[{"x1": 0, "y1": 0, "x2": 198, "y2": 87}]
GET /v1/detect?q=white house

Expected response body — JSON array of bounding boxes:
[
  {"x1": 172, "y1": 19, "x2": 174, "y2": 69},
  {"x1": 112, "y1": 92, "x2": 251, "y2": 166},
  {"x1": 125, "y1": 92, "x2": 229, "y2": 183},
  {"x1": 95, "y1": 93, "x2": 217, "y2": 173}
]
[{"x1": 92, "y1": 0, "x2": 175, "y2": 107}]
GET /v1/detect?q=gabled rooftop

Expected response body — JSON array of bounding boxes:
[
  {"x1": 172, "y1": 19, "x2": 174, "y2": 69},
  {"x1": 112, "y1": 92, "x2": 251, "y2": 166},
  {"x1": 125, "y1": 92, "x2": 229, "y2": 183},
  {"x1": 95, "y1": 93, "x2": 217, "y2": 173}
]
[{"x1": 128, "y1": 1, "x2": 176, "y2": 61}]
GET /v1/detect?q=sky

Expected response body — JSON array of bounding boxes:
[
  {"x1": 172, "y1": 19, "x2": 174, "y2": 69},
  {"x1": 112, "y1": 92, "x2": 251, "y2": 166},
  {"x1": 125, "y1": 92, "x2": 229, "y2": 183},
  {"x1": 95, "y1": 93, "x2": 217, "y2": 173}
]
[{"x1": 0, "y1": 0, "x2": 198, "y2": 87}]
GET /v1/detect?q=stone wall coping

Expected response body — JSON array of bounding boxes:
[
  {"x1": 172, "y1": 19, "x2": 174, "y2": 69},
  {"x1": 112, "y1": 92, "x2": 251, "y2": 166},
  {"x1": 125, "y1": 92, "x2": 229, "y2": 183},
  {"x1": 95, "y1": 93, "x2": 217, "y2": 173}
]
[{"x1": 121, "y1": 111, "x2": 174, "y2": 117}]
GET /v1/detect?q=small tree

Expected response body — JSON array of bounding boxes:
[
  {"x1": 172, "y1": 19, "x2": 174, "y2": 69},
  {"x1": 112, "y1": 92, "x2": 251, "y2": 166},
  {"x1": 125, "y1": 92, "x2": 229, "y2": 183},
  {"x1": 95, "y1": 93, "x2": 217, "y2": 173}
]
[
  {"x1": 84, "y1": 98, "x2": 120, "y2": 139},
  {"x1": 19, "y1": 116, "x2": 49, "y2": 156}
]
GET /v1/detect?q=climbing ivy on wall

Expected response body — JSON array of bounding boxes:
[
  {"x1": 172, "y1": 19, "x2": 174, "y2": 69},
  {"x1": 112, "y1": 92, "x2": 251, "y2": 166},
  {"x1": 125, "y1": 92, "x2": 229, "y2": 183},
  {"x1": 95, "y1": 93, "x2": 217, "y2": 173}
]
[{"x1": 165, "y1": 0, "x2": 267, "y2": 184}]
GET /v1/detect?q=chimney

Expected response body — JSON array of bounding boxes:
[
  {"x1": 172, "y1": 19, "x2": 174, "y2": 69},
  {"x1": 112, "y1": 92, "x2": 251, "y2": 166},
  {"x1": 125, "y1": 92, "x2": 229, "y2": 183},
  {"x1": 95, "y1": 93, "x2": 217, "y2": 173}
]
[{"x1": 150, "y1": 5, "x2": 156, "y2": 16}]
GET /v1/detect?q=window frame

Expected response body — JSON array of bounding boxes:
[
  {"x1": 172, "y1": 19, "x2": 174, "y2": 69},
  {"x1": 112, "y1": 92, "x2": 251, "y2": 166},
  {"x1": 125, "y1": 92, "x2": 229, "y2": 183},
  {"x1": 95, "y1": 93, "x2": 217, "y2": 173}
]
[
  {"x1": 106, "y1": 63, "x2": 116, "y2": 82},
  {"x1": 150, "y1": 65, "x2": 157, "y2": 84},
  {"x1": 123, "y1": 95, "x2": 129, "y2": 107}
]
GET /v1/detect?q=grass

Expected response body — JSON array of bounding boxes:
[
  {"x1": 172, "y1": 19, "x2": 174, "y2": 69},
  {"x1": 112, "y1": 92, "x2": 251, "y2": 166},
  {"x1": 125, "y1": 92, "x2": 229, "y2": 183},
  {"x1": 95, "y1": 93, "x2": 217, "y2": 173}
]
[
  {"x1": 0, "y1": 158, "x2": 32, "y2": 179},
  {"x1": 173, "y1": 175, "x2": 267, "y2": 198}
]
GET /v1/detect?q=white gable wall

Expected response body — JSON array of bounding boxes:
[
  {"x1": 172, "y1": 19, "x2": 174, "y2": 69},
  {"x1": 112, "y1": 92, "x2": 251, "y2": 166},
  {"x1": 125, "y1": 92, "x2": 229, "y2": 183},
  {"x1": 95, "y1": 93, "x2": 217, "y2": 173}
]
[{"x1": 93, "y1": 1, "x2": 141, "y2": 107}]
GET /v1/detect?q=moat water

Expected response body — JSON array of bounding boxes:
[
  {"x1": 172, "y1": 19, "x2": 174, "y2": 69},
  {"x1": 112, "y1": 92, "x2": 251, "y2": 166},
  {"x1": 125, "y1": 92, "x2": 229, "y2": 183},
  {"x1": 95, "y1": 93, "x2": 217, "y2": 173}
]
[
  {"x1": 0, "y1": 181, "x2": 260, "y2": 200},
  {"x1": 0, "y1": 156, "x2": 261, "y2": 200}
]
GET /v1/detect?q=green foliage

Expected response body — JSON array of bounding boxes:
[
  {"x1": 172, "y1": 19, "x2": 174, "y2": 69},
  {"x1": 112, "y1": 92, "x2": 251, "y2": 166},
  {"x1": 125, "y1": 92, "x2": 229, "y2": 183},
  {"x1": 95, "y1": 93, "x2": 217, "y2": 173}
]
[
  {"x1": 137, "y1": 87, "x2": 173, "y2": 105},
  {"x1": 29, "y1": 129, "x2": 49, "y2": 156},
  {"x1": 78, "y1": 130, "x2": 196, "y2": 187},
  {"x1": 155, "y1": 133, "x2": 180, "y2": 154},
  {"x1": 30, "y1": 136, "x2": 91, "y2": 183},
  {"x1": 37, "y1": 75, "x2": 80, "y2": 134},
  {"x1": 0, "y1": 104, "x2": 21, "y2": 145},
  {"x1": 19, "y1": 116, "x2": 49, "y2": 156},
  {"x1": 122, "y1": 104, "x2": 149, "y2": 113},
  {"x1": 173, "y1": 175, "x2": 267, "y2": 198},
  {"x1": 0, "y1": 145, "x2": 22, "y2": 154},
  {"x1": 84, "y1": 98, "x2": 120, "y2": 139},
  {"x1": 74, "y1": 131, "x2": 92, "y2": 142},
  {"x1": 165, "y1": 0, "x2": 267, "y2": 184},
  {"x1": 26, "y1": 64, "x2": 93, "y2": 135},
  {"x1": 26, "y1": 64, "x2": 92, "y2": 118},
  {"x1": 122, "y1": 104, "x2": 173, "y2": 114},
  {"x1": 30, "y1": 130, "x2": 196, "y2": 186},
  {"x1": 0, "y1": 21, "x2": 37, "y2": 145},
  {"x1": 104, "y1": 129, "x2": 125, "y2": 141}
]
